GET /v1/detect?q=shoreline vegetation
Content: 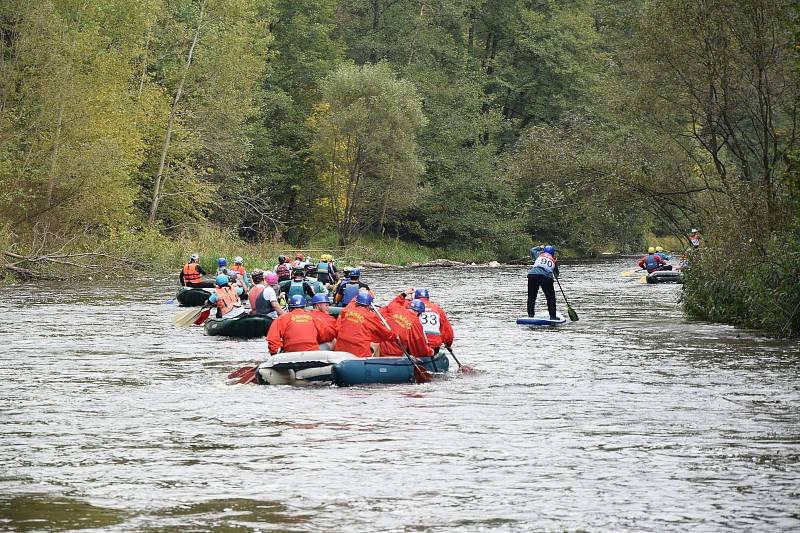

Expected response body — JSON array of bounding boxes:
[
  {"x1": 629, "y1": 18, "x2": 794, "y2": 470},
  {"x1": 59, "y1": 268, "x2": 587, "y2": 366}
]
[{"x1": 1, "y1": 1, "x2": 798, "y2": 336}]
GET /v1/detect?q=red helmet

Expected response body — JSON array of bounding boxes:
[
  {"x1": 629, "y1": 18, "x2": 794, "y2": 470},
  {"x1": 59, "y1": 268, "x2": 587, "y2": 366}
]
[{"x1": 295, "y1": 253, "x2": 304, "y2": 260}]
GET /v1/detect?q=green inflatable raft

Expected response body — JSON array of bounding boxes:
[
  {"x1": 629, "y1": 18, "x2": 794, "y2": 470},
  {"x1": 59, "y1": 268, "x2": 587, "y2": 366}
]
[
  {"x1": 204, "y1": 315, "x2": 273, "y2": 338},
  {"x1": 176, "y1": 287, "x2": 212, "y2": 307}
]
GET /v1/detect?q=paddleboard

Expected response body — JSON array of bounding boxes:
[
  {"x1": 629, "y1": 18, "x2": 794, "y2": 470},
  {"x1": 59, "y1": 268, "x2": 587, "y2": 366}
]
[{"x1": 516, "y1": 313, "x2": 566, "y2": 326}]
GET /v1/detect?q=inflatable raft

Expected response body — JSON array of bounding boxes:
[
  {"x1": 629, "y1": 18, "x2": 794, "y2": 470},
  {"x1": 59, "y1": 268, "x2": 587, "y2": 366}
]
[
  {"x1": 646, "y1": 270, "x2": 683, "y2": 284},
  {"x1": 254, "y1": 351, "x2": 449, "y2": 386},
  {"x1": 176, "y1": 287, "x2": 212, "y2": 307},
  {"x1": 516, "y1": 313, "x2": 566, "y2": 326},
  {"x1": 204, "y1": 315, "x2": 272, "y2": 338}
]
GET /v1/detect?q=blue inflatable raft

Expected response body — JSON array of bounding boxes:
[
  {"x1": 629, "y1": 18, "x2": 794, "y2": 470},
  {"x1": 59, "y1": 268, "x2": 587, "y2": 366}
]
[
  {"x1": 331, "y1": 352, "x2": 449, "y2": 386},
  {"x1": 516, "y1": 313, "x2": 566, "y2": 326}
]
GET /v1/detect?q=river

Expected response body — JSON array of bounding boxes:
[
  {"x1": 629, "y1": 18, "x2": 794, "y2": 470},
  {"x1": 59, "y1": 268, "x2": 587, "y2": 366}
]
[{"x1": 1, "y1": 258, "x2": 798, "y2": 531}]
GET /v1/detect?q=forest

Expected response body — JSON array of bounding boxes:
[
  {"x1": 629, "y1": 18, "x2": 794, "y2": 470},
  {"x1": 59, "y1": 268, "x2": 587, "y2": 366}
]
[{"x1": 1, "y1": 0, "x2": 798, "y2": 335}]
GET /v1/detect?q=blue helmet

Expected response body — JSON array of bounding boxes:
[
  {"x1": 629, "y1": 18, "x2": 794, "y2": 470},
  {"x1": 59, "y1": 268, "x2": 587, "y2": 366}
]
[
  {"x1": 288, "y1": 295, "x2": 306, "y2": 309},
  {"x1": 215, "y1": 274, "x2": 230, "y2": 286},
  {"x1": 311, "y1": 293, "x2": 330, "y2": 305},
  {"x1": 217, "y1": 257, "x2": 227, "y2": 267},
  {"x1": 349, "y1": 268, "x2": 361, "y2": 279},
  {"x1": 543, "y1": 245, "x2": 555, "y2": 255},
  {"x1": 414, "y1": 288, "x2": 429, "y2": 299},
  {"x1": 355, "y1": 291, "x2": 373, "y2": 306},
  {"x1": 410, "y1": 299, "x2": 425, "y2": 314}
]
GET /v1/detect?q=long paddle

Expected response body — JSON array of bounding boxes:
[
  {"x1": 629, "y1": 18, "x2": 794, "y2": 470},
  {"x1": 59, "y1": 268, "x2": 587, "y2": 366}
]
[
  {"x1": 194, "y1": 308, "x2": 210, "y2": 325},
  {"x1": 443, "y1": 345, "x2": 476, "y2": 374},
  {"x1": 371, "y1": 303, "x2": 431, "y2": 384},
  {"x1": 554, "y1": 276, "x2": 579, "y2": 321},
  {"x1": 621, "y1": 268, "x2": 645, "y2": 277},
  {"x1": 174, "y1": 307, "x2": 203, "y2": 326}
]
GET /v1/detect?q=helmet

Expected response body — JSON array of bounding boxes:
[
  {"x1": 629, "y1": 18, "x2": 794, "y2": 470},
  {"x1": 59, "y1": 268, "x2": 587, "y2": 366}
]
[
  {"x1": 343, "y1": 267, "x2": 352, "y2": 277},
  {"x1": 215, "y1": 274, "x2": 230, "y2": 286},
  {"x1": 218, "y1": 257, "x2": 227, "y2": 267},
  {"x1": 655, "y1": 246, "x2": 663, "y2": 253},
  {"x1": 648, "y1": 246, "x2": 655, "y2": 253},
  {"x1": 355, "y1": 291, "x2": 373, "y2": 306},
  {"x1": 311, "y1": 293, "x2": 330, "y2": 305},
  {"x1": 414, "y1": 288, "x2": 429, "y2": 299},
  {"x1": 543, "y1": 245, "x2": 555, "y2": 255},
  {"x1": 295, "y1": 253, "x2": 304, "y2": 260},
  {"x1": 190, "y1": 253, "x2": 199, "y2": 261},
  {"x1": 410, "y1": 299, "x2": 426, "y2": 314},
  {"x1": 234, "y1": 256, "x2": 243, "y2": 264},
  {"x1": 278, "y1": 255, "x2": 287, "y2": 264},
  {"x1": 288, "y1": 295, "x2": 306, "y2": 308},
  {"x1": 349, "y1": 268, "x2": 361, "y2": 279},
  {"x1": 251, "y1": 269, "x2": 264, "y2": 281},
  {"x1": 305, "y1": 263, "x2": 317, "y2": 274},
  {"x1": 690, "y1": 228, "x2": 698, "y2": 233},
  {"x1": 265, "y1": 272, "x2": 279, "y2": 284},
  {"x1": 292, "y1": 266, "x2": 305, "y2": 275}
]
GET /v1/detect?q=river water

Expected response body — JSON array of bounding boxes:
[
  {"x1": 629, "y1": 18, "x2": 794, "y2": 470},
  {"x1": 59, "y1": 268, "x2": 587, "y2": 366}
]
[{"x1": 0, "y1": 258, "x2": 798, "y2": 531}]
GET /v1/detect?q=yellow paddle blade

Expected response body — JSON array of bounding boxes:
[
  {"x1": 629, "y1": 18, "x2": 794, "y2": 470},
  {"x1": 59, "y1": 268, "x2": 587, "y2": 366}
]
[
  {"x1": 174, "y1": 307, "x2": 203, "y2": 326},
  {"x1": 639, "y1": 274, "x2": 647, "y2": 284}
]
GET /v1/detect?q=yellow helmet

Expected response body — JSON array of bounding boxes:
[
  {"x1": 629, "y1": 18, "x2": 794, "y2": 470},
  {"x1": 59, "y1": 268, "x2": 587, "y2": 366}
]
[
  {"x1": 655, "y1": 246, "x2": 663, "y2": 252},
  {"x1": 648, "y1": 246, "x2": 655, "y2": 253}
]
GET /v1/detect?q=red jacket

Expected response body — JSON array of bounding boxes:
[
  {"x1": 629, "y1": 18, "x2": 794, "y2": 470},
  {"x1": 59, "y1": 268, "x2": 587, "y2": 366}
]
[
  {"x1": 379, "y1": 294, "x2": 433, "y2": 357},
  {"x1": 310, "y1": 309, "x2": 337, "y2": 343},
  {"x1": 335, "y1": 303, "x2": 396, "y2": 357},
  {"x1": 266, "y1": 309, "x2": 322, "y2": 354},
  {"x1": 638, "y1": 253, "x2": 668, "y2": 273},
  {"x1": 417, "y1": 298, "x2": 454, "y2": 349}
]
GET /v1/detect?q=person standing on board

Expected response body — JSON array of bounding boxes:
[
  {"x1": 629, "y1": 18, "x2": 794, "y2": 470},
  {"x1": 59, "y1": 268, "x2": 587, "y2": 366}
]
[
  {"x1": 413, "y1": 288, "x2": 455, "y2": 353},
  {"x1": 527, "y1": 245, "x2": 559, "y2": 320},
  {"x1": 266, "y1": 295, "x2": 324, "y2": 354},
  {"x1": 180, "y1": 253, "x2": 214, "y2": 288},
  {"x1": 638, "y1": 246, "x2": 669, "y2": 273}
]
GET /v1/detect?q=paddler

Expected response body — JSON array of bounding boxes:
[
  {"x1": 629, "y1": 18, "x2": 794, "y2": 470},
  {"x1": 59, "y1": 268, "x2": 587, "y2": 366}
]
[
  {"x1": 180, "y1": 253, "x2": 214, "y2": 288},
  {"x1": 413, "y1": 288, "x2": 455, "y2": 353},
  {"x1": 279, "y1": 266, "x2": 316, "y2": 301},
  {"x1": 309, "y1": 293, "x2": 337, "y2": 350},
  {"x1": 335, "y1": 292, "x2": 398, "y2": 357},
  {"x1": 527, "y1": 244, "x2": 559, "y2": 320},
  {"x1": 204, "y1": 274, "x2": 246, "y2": 319},
  {"x1": 249, "y1": 270, "x2": 285, "y2": 318},
  {"x1": 654, "y1": 246, "x2": 672, "y2": 261},
  {"x1": 378, "y1": 294, "x2": 433, "y2": 358},
  {"x1": 638, "y1": 246, "x2": 669, "y2": 273},
  {"x1": 316, "y1": 254, "x2": 339, "y2": 286},
  {"x1": 230, "y1": 256, "x2": 250, "y2": 289},
  {"x1": 274, "y1": 255, "x2": 291, "y2": 282},
  {"x1": 333, "y1": 268, "x2": 373, "y2": 306},
  {"x1": 266, "y1": 295, "x2": 325, "y2": 354}
]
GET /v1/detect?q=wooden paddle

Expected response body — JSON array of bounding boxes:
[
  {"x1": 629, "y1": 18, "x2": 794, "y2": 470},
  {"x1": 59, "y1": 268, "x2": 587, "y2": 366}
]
[
  {"x1": 554, "y1": 276, "x2": 579, "y2": 321},
  {"x1": 371, "y1": 304, "x2": 431, "y2": 384},
  {"x1": 193, "y1": 308, "x2": 210, "y2": 325},
  {"x1": 174, "y1": 307, "x2": 204, "y2": 326},
  {"x1": 621, "y1": 268, "x2": 645, "y2": 277},
  {"x1": 443, "y1": 345, "x2": 476, "y2": 373}
]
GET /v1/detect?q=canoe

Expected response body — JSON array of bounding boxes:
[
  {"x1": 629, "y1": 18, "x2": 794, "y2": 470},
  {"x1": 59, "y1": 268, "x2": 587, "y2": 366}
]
[
  {"x1": 255, "y1": 351, "x2": 360, "y2": 385},
  {"x1": 176, "y1": 287, "x2": 212, "y2": 307},
  {"x1": 204, "y1": 315, "x2": 272, "y2": 338},
  {"x1": 331, "y1": 352, "x2": 449, "y2": 387},
  {"x1": 646, "y1": 270, "x2": 683, "y2": 284},
  {"x1": 516, "y1": 313, "x2": 566, "y2": 326}
]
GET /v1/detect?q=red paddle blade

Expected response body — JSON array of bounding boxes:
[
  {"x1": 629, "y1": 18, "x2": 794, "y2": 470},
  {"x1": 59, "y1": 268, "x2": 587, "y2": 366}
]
[
  {"x1": 227, "y1": 365, "x2": 256, "y2": 379},
  {"x1": 236, "y1": 368, "x2": 257, "y2": 385},
  {"x1": 194, "y1": 309, "x2": 210, "y2": 325},
  {"x1": 413, "y1": 364, "x2": 432, "y2": 384},
  {"x1": 458, "y1": 364, "x2": 477, "y2": 374}
]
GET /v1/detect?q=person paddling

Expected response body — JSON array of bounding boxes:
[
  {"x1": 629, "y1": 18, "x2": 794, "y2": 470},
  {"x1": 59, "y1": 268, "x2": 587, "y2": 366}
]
[
  {"x1": 334, "y1": 268, "x2": 373, "y2": 306},
  {"x1": 378, "y1": 294, "x2": 433, "y2": 358},
  {"x1": 279, "y1": 266, "x2": 316, "y2": 301},
  {"x1": 335, "y1": 292, "x2": 398, "y2": 357},
  {"x1": 309, "y1": 293, "x2": 337, "y2": 350},
  {"x1": 204, "y1": 274, "x2": 246, "y2": 319},
  {"x1": 266, "y1": 295, "x2": 325, "y2": 354},
  {"x1": 527, "y1": 244, "x2": 559, "y2": 320},
  {"x1": 413, "y1": 288, "x2": 455, "y2": 353},
  {"x1": 638, "y1": 246, "x2": 669, "y2": 273},
  {"x1": 249, "y1": 270, "x2": 285, "y2": 318},
  {"x1": 180, "y1": 253, "x2": 213, "y2": 288},
  {"x1": 274, "y1": 255, "x2": 291, "y2": 282},
  {"x1": 230, "y1": 256, "x2": 250, "y2": 289}
]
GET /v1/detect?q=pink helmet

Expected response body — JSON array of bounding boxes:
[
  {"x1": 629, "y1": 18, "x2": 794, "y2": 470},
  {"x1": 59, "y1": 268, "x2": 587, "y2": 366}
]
[{"x1": 266, "y1": 272, "x2": 279, "y2": 284}]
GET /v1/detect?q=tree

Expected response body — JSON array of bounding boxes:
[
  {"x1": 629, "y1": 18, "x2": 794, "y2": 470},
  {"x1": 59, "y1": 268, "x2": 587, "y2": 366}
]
[{"x1": 310, "y1": 62, "x2": 426, "y2": 244}]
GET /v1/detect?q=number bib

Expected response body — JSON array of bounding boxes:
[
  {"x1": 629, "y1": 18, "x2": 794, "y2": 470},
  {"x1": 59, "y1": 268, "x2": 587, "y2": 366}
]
[
  {"x1": 533, "y1": 252, "x2": 556, "y2": 273},
  {"x1": 419, "y1": 311, "x2": 441, "y2": 335}
]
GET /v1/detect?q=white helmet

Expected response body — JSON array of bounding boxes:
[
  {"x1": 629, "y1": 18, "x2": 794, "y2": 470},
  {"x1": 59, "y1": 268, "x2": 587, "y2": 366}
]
[
  {"x1": 190, "y1": 253, "x2": 199, "y2": 261},
  {"x1": 234, "y1": 256, "x2": 243, "y2": 264}
]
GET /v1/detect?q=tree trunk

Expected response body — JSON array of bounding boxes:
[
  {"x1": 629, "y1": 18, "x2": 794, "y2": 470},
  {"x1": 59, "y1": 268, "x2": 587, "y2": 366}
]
[
  {"x1": 45, "y1": 97, "x2": 65, "y2": 210},
  {"x1": 148, "y1": 2, "x2": 204, "y2": 224}
]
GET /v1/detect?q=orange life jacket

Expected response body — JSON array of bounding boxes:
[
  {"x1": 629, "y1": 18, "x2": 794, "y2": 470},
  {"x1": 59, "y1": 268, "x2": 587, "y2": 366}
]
[
  {"x1": 182, "y1": 262, "x2": 202, "y2": 284},
  {"x1": 214, "y1": 286, "x2": 241, "y2": 315},
  {"x1": 231, "y1": 265, "x2": 245, "y2": 278}
]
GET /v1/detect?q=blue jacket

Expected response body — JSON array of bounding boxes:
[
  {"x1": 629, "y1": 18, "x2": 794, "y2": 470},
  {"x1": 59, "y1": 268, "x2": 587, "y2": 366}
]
[{"x1": 527, "y1": 246, "x2": 559, "y2": 279}]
